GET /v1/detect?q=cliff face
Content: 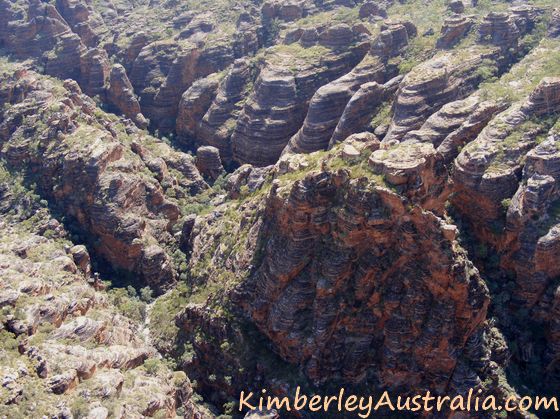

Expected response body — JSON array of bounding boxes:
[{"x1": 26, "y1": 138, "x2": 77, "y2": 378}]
[
  {"x1": 0, "y1": 68, "x2": 207, "y2": 293},
  {"x1": 3, "y1": 0, "x2": 560, "y2": 417},
  {"x1": 0, "y1": 0, "x2": 548, "y2": 169},
  {"x1": 230, "y1": 29, "x2": 370, "y2": 166},
  {"x1": 170, "y1": 1, "x2": 560, "y2": 411},
  {"x1": 239, "y1": 169, "x2": 490, "y2": 390},
  {"x1": 175, "y1": 139, "x2": 515, "y2": 408},
  {"x1": 0, "y1": 163, "x2": 210, "y2": 418}
]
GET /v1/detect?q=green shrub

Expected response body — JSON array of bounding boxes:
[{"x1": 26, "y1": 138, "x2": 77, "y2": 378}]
[
  {"x1": 143, "y1": 358, "x2": 162, "y2": 376},
  {"x1": 108, "y1": 288, "x2": 146, "y2": 323},
  {"x1": 140, "y1": 286, "x2": 154, "y2": 303}
]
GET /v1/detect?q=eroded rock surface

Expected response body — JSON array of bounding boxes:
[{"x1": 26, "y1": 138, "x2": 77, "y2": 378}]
[
  {"x1": 0, "y1": 68, "x2": 207, "y2": 293},
  {"x1": 0, "y1": 172, "x2": 209, "y2": 417},
  {"x1": 2, "y1": 0, "x2": 560, "y2": 416}
]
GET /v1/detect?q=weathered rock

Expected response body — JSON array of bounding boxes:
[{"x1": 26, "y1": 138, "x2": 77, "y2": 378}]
[
  {"x1": 232, "y1": 38, "x2": 368, "y2": 166},
  {"x1": 47, "y1": 369, "x2": 78, "y2": 394},
  {"x1": 318, "y1": 24, "x2": 355, "y2": 49},
  {"x1": 196, "y1": 146, "x2": 225, "y2": 181},
  {"x1": 549, "y1": 8, "x2": 560, "y2": 38},
  {"x1": 79, "y1": 47, "x2": 110, "y2": 98},
  {"x1": 437, "y1": 15, "x2": 474, "y2": 49},
  {"x1": 55, "y1": 0, "x2": 106, "y2": 48},
  {"x1": 448, "y1": 0, "x2": 465, "y2": 14},
  {"x1": 369, "y1": 142, "x2": 448, "y2": 210},
  {"x1": 0, "y1": 68, "x2": 206, "y2": 292},
  {"x1": 283, "y1": 55, "x2": 387, "y2": 155},
  {"x1": 453, "y1": 77, "x2": 560, "y2": 246},
  {"x1": 107, "y1": 64, "x2": 147, "y2": 129},
  {"x1": 330, "y1": 75, "x2": 402, "y2": 146},
  {"x1": 229, "y1": 170, "x2": 489, "y2": 387},
  {"x1": 359, "y1": 2, "x2": 387, "y2": 19},
  {"x1": 383, "y1": 50, "x2": 497, "y2": 143},
  {"x1": 371, "y1": 20, "x2": 415, "y2": 59},
  {"x1": 180, "y1": 214, "x2": 198, "y2": 252},
  {"x1": 404, "y1": 96, "x2": 507, "y2": 163},
  {"x1": 195, "y1": 59, "x2": 253, "y2": 163},
  {"x1": 0, "y1": 204, "x2": 207, "y2": 417},
  {"x1": 1, "y1": 0, "x2": 559, "y2": 413},
  {"x1": 478, "y1": 12, "x2": 520, "y2": 52},
  {"x1": 129, "y1": 41, "x2": 235, "y2": 133},
  {"x1": 176, "y1": 74, "x2": 221, "y2": 147},
  {"x1": 226, "y1": 164, "x2": 273, "y2": 199},
  {"x1": 510, "y1": 5, "x2": 540, "y2": 36},
  {"x1": 177, "y1": 13, "x2": 215, "y2": 39},
  {"x1": 262, "y1": 0, "x2": 305, "y2": 22}
]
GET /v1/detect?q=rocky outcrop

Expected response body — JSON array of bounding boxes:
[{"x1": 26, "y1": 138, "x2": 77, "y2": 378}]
[
  {"x1": 196, "y1": 146, "x2": 225, "y2": 181},
  {"x1": 549, "y1": 9, "x2": 560, "y2": 38},
  {"x1": 0, "y1": 68, "x2": 207, "y2": 293},
  {"x1": 3, "y1": 0, "x2": 560, "y2": 414},
  {"x1": 383, "y1": 48, "x2": 500, "y2": 144},
  {"x1": 226, "y1": 164, "x2": 273, "y2": 199},
  {"x1": 261, "y1": 0, "x2": 306, "y2": 23},
  {"x1": 107, "y1": 64, "x2": 147, "y2": 128},
  {"x1": 0, "y1": 201, "x2": 208, "y2": 417},
  {"x1": 453, "y1": 78, "x2": 560, "y2": 246},
  {"x1": 478, "y1": 12, "x2": 520, "y2": 52},
  {"x1": 283, "y1": 55, "x2": 387, "y2": 155},
  {"x1": 176, "y1": 74, "x2": 221, "y2": 147},
  {"x1": 54, "y1": 0, "x2": 106, "y2": 48},
  {"x1": 369, "y1": 142, "x2": 450, "y2": 211},
  {"x1": 129, "y1": 41, "x2": 235, "y2": 133},
  {"x1": 231, "y1": 65, "x2": 303, "y2": 166},
  {"x1": 371, "y1": 20, "x2": 416, "y2": 59},
  {"x1": 510, "y1": 5, "x2": 540, "y2": 36},
  {"x1": 0, "y1": 0, "x2": 114, "y2": 97},
  {"x1": 230, "y1": 166, "x2": 490, "y2": 388},
  {"x1": 194, "y1": 59, "x2": 254, "y2": 163},
  {"x1": 79, "y1": 47, "x2": 110, "y2": 98},
  {"x1": 404, "y1": 96, "x2": 508, "y2": 163},
  {"x1": 118, "y1": 32, "x2": 153, "y2": 71},
  {"x1": 0, "y1": 0, "x2": 77, "y2": 62},
  {"x1": 174, "y1": 146, "x2": 506, "y2": 402},
  {"x1": 437, "y1": 15, "x2": 474, "y2": 49},
  {"x1": 449, "y1": 77, "x2": 560, "y2": 389},
  {"x1": 359, "y1": 1, "x2": 387, "y2": 19},
  {"x1": 329, "y1": 75, "x2": 402, "y2": 146},
  {"x1": 231, "y1": 33, "x2": 369, "y2": 166},
  {"x1": 448, "y1": 1, "x2": 465, "y2": 14},
  {"x1": 501, "y1": 136, "x2": 560, "y2": 304}
]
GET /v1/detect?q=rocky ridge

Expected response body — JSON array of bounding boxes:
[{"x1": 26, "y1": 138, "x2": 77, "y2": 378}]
[
  {"x1": 2, "y1": 0, "x2": 560, "y2": 417},
  {"x1": 0, "y1": 166, "x2": 210, "y2": 418},
  {"x1": 0, "y1": 65, "x2": 208, "y2": 294}
]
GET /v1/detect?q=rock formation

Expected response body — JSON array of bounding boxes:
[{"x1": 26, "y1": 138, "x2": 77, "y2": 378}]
[
  {"x1": 329, "y1": 75, "x2": 402, "y2": 146},
  {"x1": 383, "y1": 49, "x2": 496, "y2": 143},
  {"x1": 478, "y1": 12, "x2": 520, "y2": 52},
  {"x1": 0, "y1": 67, "x2": 207, "y2": 293},
  {"x1": 231, "y1": 23, "x2": 369, "y2": 166},
  {"x1": 196, "y1": 146, "x2": 225, "y2": 181},
  {"x1": 107, "y1": 64, "x2": 147, "y2": 129},
  {"x1": 437, "y1": 15, "x2": 474, "y2": 49},
  {"x1": 283, "y1": 55, "x2": 387, "y2": 155},
  {"x1": 2, "y1": 0, "x2": 560, "y2": 416},
  {"x1": 189, "y1": 59, "x2": 254, "y2": 163},
  {"x1": 0, "y1": 166, "x2": 209, "y2": 417}
]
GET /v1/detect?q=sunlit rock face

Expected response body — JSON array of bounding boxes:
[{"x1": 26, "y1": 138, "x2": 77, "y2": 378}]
[{"x1": 2, "y1": 0, "x2": 560, "y2": 416}]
